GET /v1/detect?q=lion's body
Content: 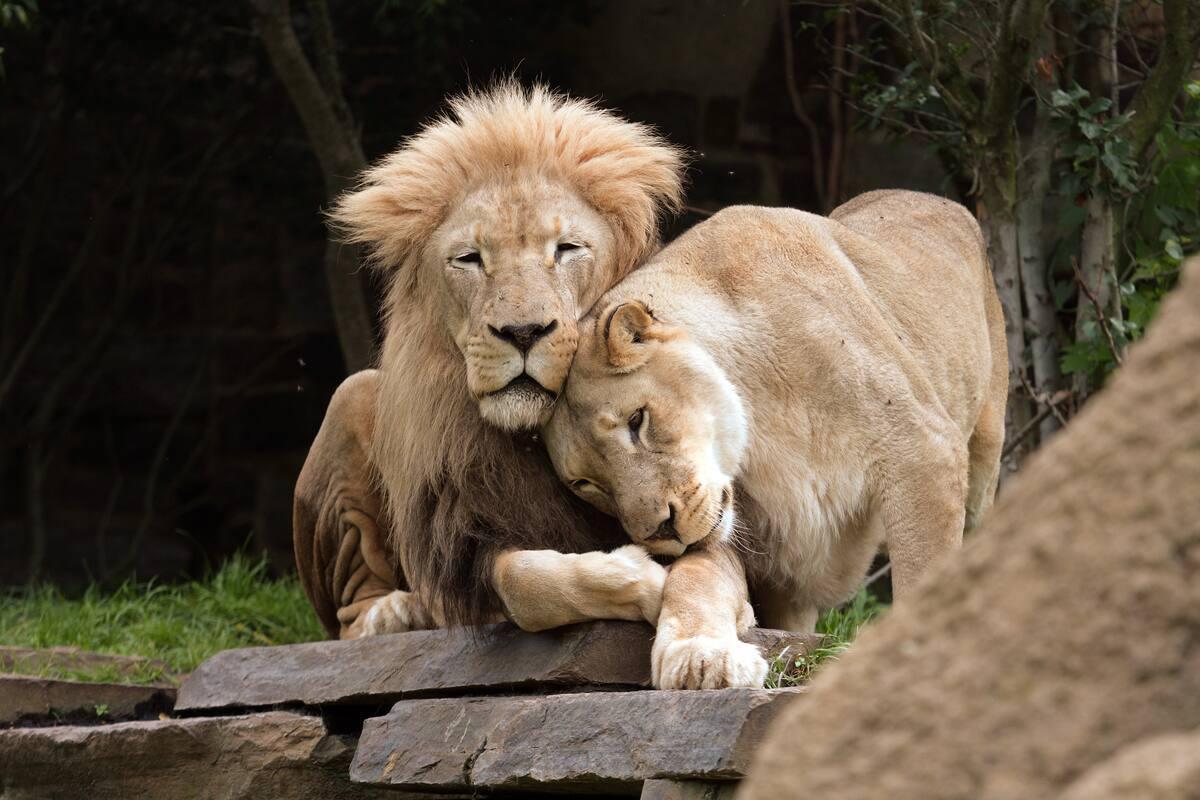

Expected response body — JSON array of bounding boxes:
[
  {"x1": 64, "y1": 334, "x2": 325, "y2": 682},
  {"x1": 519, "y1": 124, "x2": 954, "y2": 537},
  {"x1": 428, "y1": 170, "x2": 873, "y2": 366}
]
[
  {"x1": 547, "y1": 191, "x2": 1006, "y2": 684},
  {"x1": 295, "y1": 85, "x2": 683, "y2": 637}
]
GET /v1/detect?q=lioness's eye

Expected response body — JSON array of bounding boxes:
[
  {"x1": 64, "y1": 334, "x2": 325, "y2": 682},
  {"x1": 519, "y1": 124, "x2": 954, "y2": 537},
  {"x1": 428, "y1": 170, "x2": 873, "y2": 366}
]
[
  {"x1": 628, "y1": 407, "x2": 646, "y2": 441},
  {"x1": 453, "y1": 251, "x2": 482, "y2": 267}
]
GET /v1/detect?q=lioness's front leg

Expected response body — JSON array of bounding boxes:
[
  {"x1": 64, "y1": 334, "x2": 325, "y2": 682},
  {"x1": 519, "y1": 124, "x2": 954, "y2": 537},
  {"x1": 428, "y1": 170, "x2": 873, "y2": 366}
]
[
  {"x1": 652, "y1": 544, "x2": 767, "y2": 690},
  {"x1": 492, "y1": 545, "x2": 667, "y2": 632}
]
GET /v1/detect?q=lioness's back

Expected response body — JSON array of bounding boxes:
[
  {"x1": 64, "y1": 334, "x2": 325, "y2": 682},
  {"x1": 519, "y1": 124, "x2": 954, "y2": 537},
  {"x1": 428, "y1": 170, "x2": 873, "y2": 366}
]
[{"x1": 660, "y1": 193, "x2": 1000, "y2": 439}]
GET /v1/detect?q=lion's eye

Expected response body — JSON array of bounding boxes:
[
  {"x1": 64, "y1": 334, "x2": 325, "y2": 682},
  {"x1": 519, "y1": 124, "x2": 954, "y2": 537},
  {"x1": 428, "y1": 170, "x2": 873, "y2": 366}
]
[
  {"x1": 628, "y1": 407, "x2": 646, "y2": 441},
  {"x1": 571, "y1": 478, "x2": 597, "y2": 493},
  {"x1": 554, "y1": 242, "x2": 583, "y2": 263},
  {"x1": 452, "y1": 251, "x2": 483, "y2": 267}
]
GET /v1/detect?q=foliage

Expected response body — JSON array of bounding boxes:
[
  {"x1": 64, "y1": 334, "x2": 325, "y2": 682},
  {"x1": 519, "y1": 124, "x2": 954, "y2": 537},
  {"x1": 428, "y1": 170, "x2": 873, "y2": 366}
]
[
  {"x1": 1049, "y1": 84, "x2": 1139, "y2": 196},
  {"x1": 0, "y1": 0, "x2": 36, "y2": 76},
  {"x1": 835, "y1": 3, "x2": 1199, "y2": 426},
  {"x1": 764, "y1": 587, "x2": 888, "y2": 688},
  {"x1": 0, "y1": 554, "x2": 323, "y2": 684},
  {"x1": 1058, "y1": 81, "x2": 1200, "y2": 380}
]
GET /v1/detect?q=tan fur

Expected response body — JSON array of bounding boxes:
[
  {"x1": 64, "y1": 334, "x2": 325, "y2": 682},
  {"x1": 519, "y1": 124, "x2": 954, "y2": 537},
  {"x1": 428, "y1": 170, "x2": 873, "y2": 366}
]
[
  {"x1": 294, "y1": 84, "x2": 685, "y2": 635},
  {"x1": 545, "y1": 191, "x2": 1007, "y2": 687}
]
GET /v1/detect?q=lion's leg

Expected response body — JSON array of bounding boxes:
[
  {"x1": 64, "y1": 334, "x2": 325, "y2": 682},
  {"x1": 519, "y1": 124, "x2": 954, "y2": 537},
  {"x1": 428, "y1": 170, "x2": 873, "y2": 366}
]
[
  {"x1": 491, "y1": 545, "x2": 667, "y2": 632},
  {"x1": 877, "y1": 434, "x2": 969, "y2": 600},
  {"x1": 294, "y1": 370, "x2": 415, "y2": 639},
  {"x1": 651, "y1": 544, "x2": 768, "y2": 690}
]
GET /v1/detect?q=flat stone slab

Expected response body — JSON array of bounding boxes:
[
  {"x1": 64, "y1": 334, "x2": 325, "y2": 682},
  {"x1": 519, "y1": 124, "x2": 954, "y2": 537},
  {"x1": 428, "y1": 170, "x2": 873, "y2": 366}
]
[
  {"x1": 0, "y1": 674, "x2": 175, "y2": 725},
  {"x1": 176, "y1": 621, "x2": 821, "y2": 712},
  {"x1": 0, "y1": 711, "x2": 426, "y2": 799},
  {"x1": 351, "y1": 688, "x2": 804, "y2": 793}
]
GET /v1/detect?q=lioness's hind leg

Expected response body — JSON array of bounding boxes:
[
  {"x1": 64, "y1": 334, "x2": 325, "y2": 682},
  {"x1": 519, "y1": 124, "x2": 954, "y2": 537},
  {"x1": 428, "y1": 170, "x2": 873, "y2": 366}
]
[
  {"x1": 294, "y1": 370, "x2": 405, "y2": 639},
  {"x1": 965, "y1": 392, "x2": 1005, "y2": 531},
  {"x1": 879, "y1": 435, "x2": 969, "y2": 600}
]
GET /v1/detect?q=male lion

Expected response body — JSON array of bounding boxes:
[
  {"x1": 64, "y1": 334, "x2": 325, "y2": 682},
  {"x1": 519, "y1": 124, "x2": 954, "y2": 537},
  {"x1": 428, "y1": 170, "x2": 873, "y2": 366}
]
[
  {"x1": 294, "y1": 84, "x2": 685, "y2": 638},
  {"x1": 544, "y1": 191, "x2": 1008, "y2": 688}
]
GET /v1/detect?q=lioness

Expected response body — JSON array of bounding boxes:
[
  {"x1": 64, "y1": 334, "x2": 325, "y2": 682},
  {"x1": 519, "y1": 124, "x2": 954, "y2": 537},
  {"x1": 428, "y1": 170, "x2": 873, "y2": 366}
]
[
  {"x1": 545, "y1": 191, "x2": 1007, "y2": 688},
  {"x1": 295, "y1": 84, "x2": 685, "y2": 638}
]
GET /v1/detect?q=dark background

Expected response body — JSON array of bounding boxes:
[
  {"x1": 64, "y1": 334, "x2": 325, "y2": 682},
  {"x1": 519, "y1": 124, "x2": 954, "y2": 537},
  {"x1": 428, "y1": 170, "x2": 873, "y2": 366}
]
[{"x1": 0, "y1": 0, "x2": 948, "y2": 589}]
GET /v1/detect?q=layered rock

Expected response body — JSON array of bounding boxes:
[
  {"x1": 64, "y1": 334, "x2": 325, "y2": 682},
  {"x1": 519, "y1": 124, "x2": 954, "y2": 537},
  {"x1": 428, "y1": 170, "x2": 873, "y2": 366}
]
[
  {"x1": 351, "y1": 689, "x2": 802, "y2": 794},
  {"x1": 0, "y1": 712, "x2": 413, "y2": 799},
  {"x1": 740, "y1": 260, "x2": 1200, "y2": 798}
]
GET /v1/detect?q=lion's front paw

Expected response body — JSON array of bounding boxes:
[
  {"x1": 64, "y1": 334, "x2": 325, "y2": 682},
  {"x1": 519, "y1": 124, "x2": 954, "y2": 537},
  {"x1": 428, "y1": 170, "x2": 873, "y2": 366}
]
[{"x1": 652, "y1": 635, "x2": 768, "y2": 690}]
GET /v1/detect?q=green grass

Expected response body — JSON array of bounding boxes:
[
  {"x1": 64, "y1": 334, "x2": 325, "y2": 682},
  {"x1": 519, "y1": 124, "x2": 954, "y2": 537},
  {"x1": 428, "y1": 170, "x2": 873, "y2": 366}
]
[
  {"x1": 0, "y1": 555, "x2": 324, "y2": 685},
  {"x1": 764, "y1": 588, "x2": 888, "y2": 688}
]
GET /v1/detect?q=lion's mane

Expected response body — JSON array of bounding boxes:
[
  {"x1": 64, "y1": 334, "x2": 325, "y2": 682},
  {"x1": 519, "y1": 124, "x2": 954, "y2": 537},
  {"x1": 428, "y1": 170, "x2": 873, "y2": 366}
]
[{"x1": 330, "y1": 84, "x2": 685, "y2": 624}]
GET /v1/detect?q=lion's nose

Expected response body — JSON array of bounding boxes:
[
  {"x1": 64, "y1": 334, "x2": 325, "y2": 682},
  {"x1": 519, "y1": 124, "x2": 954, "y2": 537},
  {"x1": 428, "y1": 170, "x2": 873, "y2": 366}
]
[
  {"x1": 646, "y1": 503, "x2": 680, "y2": 543},
  {"x1": 489, "y1": 320, "x2": 558, "y2": 354}
]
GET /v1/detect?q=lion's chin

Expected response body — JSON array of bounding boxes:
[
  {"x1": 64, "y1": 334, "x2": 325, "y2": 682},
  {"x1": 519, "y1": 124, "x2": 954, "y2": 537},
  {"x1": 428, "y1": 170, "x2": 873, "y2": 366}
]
[{"x1": 478, "y1": 376, "x2": 557, "y2": 431}]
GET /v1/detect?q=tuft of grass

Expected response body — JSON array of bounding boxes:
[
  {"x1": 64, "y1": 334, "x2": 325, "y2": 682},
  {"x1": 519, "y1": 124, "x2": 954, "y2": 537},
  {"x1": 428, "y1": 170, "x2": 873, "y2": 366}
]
[
  {"x1": 764, "y1": 588, "x2": 887, "y2": 688},
  {"x1": 0, "y1": 554, "x2": 324, "y2": 684}
]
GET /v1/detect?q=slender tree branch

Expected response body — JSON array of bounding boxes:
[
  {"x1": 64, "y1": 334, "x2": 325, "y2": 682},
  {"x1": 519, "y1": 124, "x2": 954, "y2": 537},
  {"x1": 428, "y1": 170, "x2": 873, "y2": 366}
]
[
  {"x1": 1001, "y1": 404, "x2": 1055, "y2": 459},
  {"x1": 1072, "y1": 256, "x2": 1124, "y2": 367},
  {"x1": 895, "y1": 0, "x2": 977, "y2": 124}
]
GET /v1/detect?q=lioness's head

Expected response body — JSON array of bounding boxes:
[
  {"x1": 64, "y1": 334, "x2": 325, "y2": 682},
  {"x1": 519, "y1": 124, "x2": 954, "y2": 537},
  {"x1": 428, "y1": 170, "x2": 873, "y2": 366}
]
[
  {"x1": 545, "y1": 301, "x2": 748, "y2": 556},
  {"x1": 331, "y1": 84, "x2": 684, "y2": 430}
]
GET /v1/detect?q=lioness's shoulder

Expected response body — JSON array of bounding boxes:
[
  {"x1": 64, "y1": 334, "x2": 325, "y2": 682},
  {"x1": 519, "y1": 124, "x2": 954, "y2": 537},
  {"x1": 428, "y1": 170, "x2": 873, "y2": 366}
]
[{"x1": 683, "y1": 205, "x2": 829, "y2": 249}]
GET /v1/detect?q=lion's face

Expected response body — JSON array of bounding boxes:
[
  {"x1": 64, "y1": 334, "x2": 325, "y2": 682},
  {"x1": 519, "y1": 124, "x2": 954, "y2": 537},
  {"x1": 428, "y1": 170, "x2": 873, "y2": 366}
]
[
  {"x1": 428, "y1": 178, "x2": 618, "y2": 430},
  {"x1": 544, "y1": 302, "x2": 748, "y2": 556}
]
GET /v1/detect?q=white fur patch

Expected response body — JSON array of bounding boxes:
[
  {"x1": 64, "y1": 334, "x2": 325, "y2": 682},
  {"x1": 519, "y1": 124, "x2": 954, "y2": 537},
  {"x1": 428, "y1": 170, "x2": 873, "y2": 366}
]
[{"x1": 360, "y1": 590, "x2": 418, "y2": 636}]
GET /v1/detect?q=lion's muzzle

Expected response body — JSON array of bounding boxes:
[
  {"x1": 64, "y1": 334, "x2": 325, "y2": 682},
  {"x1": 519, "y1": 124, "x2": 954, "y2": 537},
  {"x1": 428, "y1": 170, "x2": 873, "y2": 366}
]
[{"x1": 472, "y1": 318, "x2": 574, "y2": 430}]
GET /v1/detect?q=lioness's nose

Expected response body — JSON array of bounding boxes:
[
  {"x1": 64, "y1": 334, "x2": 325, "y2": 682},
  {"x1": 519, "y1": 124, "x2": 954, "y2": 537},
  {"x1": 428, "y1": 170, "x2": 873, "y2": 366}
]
[
  {"x1": 646, "y1": 503, "x2": 681, "y2": 543},
  {"x1": 489, "y1": 320, "x2": 558, "y2": 354}
]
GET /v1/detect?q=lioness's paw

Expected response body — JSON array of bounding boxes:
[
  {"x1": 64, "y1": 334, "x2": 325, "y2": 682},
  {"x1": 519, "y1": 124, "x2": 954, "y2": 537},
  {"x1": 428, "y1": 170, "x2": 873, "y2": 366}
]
[
  {"x1": 360, "y1": 590, "x2": 419, "y2": 636},
  {"x1": 652, "y1": 635, "x2": 768, "y2": 690},
  {"x1": 605, "y1": 544, "x2": 668, "y2": 624}
]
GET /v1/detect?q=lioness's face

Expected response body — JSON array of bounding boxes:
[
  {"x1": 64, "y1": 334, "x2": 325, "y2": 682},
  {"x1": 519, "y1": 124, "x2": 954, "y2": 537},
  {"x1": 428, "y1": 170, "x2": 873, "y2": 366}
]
[
  {"x1": 544, "y1": 302, "x2": 748, "y2": 557},
  {"x1": 429, "y1": 177, "x2": 618, "y2": 430}
]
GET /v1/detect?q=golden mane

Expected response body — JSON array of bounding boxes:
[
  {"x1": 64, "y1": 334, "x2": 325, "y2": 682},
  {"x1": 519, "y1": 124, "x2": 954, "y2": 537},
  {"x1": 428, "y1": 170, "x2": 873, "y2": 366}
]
[
  {"x1": 330, "y1": 81, "x2": 685, "y2": 281},
  {"x1": 328, "y1": 84, "x2": 686, "y2": 626}
]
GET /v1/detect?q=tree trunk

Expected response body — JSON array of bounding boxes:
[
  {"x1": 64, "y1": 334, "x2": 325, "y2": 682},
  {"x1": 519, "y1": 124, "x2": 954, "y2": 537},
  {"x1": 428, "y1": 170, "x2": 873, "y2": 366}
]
[
  {"x1": 1074, "y1": 189, "x2": 1119, "y2": 396},
  {"x1": 1017, "y1": 96, "x2": 1061, "y2": 440},
  {"x1": 979, "y1": 174, "x2": 1031, "y2": 475},
  {"x1": 249, "y1": 0, "x2": 373, "y2": 373}
]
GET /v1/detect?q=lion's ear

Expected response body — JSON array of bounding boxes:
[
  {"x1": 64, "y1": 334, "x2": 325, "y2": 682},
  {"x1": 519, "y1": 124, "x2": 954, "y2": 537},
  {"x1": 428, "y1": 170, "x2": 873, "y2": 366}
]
[{"x1": 602, "y1": 301, "x2": 671, "y2": 372}]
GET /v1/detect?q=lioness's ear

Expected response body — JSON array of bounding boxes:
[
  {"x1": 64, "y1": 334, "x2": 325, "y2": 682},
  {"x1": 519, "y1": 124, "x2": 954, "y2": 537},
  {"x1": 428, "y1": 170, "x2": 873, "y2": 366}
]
[{"x1": 602, "y1": 301, "x2": 670, "y2": 372}]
